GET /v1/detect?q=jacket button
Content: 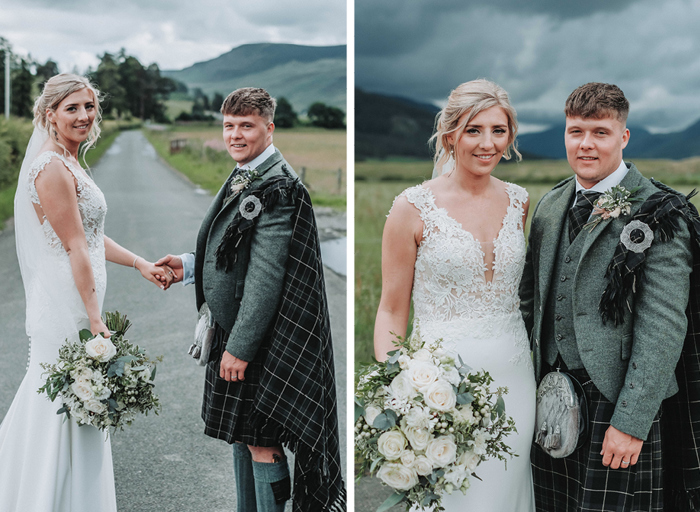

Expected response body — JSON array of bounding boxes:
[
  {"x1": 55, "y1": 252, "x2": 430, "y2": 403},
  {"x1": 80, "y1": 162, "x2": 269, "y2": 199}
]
[
  {"x1": 632, "y1": 362, "x2": 638, "y2": 369},
  {"x1": 556, "y1": 334, "x2": 563, "y2": 341},
  {"x1": 565, "y1": 256, "x2": 571, "y2": 263},
  {"x1": 535, "y1": 338, "x2": 540, "y2": 347},
  {"x1": 560, "y1": 275, "x2": 567, "y2": 282},
  {"x1": 629, "y1": 383, "x2": 635, "y2": 389},
  {"x1": 556, "y1": 314, "x2": 563, "y2": 321},
  {"x1": 621, "y1": 400, "x2": 628, "y2": 407},
  {"x1": 557, "y1": 295, "x2": 564, "y2": 301}
]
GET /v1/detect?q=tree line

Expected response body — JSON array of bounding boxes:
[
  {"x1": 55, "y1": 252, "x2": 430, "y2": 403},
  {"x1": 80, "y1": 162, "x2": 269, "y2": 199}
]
[
  {"x1": 178, "y1": 90, "x2": 345, "y2": 130},
  {"x1": 1, "y1": 37, "x2": 344, "y2": 129}
]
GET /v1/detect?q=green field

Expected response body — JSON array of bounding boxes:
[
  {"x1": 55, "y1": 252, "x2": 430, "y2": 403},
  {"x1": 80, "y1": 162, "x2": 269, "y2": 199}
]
[
  {"x1": 355, "y1": 158, "x2": 700, "y2": 367},
  {"x1": 143, "y1": 124, "x2": 346, "y2": 208}
]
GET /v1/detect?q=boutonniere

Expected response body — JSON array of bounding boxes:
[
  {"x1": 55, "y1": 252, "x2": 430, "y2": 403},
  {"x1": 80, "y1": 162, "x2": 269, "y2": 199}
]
[
  {"x1": 584, "y1": 185, "x2": 642, "y2": 231},
  {"x1": 230, "y1": 168, "x2": 261, "y2": 195}
]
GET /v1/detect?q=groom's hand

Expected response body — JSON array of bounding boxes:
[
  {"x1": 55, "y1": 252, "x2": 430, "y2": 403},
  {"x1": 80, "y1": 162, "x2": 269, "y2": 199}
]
[
  {"x1": 155, "y1": 254, "x2": 184, "y2": 289},
  {"x1": 220, "y1": 351, "x2": 248, "y2": 382},
  {"x1": 601, "y1": 425, "x2": 643, "y2": 469}
]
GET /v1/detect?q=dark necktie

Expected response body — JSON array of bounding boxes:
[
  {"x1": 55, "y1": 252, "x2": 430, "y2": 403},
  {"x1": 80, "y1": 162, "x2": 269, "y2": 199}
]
[{"x1": 568, "y1": 190, "x2": 602, "y2": 243}]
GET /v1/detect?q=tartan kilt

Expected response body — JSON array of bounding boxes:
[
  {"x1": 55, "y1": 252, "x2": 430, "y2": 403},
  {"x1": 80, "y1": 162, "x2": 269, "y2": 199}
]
[
  {"x1": 201, "y1": 323, "x2": 283, "y2": 446},
  {"x1": 532, "y1": 369, "x2": 663, "y2": 512}
]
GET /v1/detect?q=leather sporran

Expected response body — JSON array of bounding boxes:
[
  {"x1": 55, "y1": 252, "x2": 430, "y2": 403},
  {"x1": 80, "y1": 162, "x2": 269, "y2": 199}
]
[
  {"x1": 190, "y1": 302, "x2": 215, "y2": 366},
  {"x1": 535, "y1": 371, "x2": 589, "y2": 458}
]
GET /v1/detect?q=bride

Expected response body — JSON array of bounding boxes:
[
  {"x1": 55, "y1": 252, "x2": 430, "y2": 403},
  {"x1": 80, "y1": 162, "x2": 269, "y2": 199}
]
[
  {"x1": 374, "y1": 79, "x2": 536, "y2": 511},
  {"x1": 0, "y1": 74, "x2": 172, "y2": 511}
]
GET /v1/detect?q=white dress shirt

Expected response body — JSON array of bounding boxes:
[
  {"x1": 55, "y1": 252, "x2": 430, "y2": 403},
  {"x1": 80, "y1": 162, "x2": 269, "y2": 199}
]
[{"x1": 572, "y1": 159, "x2": 629, "y2": 207}]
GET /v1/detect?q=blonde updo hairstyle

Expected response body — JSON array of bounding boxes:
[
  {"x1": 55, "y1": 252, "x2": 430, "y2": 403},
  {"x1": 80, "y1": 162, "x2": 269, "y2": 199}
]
[
  {"x1": 431, "y1": 79, "x2": 521, "y2": 172},
  {"x1": 33, "y1": 73, "x2": 103, "y2": 160}
]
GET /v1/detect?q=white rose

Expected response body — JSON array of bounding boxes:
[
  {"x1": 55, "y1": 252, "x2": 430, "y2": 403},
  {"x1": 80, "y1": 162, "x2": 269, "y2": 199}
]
[
  {"x1": 389, "y1": 371, "x2": 417, "y2": 400},
  {"x1": 377, "y1": 430, "x2": 407, "y2": 460},
  {"x1": 610, "y1": 207, "x2": 622, "y2": 218},
  {"x1": 398, "y1": 354, "x2": 411, "y2": 369},
  {"x1": 425, "y1": 435, "x2": 457, "y2": 468},
  {"x1": 423, "y1": 379, "x2": 457, "y2": 412},
  {"x1": 406, "y1": 360, "x2": 440, "y2": 390},
  {"x1": 402, "y1": 425, "x2": 431, "y2": 451},
  {"x1": 364, "y1": 405, "x2": 382, "y2": 427},
  {"x1": 71, "y1": 380, "x2": 95, "y2": 401},
  {"x1": 459, "y1": 449, "x2": 482, "y2": 473},
  {"x1": 84, "y1": 398, "x2": 107, "y2": 415},
  {"x1": 95, "y1": 385, "x2": 111, "y2": 400},
  {"x1": 400, "y1": 449, "x2": 416, "y2": 467},
  {"x1": 376, "y1": 463, "x2": 419, "y2": 491},
  {"x1": 412, "y1": 349, "x2": 432, "y2": 362},
  {"x1": 413, "y1": 455, "x2": 433, "y2": 476},
  {"x1": 85, "y1": 334, "x2": 117, "y2": 362}
]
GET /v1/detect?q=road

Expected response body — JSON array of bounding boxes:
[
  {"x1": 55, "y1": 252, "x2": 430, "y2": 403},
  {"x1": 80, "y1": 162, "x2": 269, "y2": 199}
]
[{"x1": 0, "y1": 130, "x2": 346, "y2": 512}]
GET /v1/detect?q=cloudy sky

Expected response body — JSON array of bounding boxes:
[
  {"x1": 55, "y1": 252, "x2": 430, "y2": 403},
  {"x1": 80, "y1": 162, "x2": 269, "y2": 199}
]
[
  {"x1": 356, "y1": 0, "x2": 700, "y2": 133},
  {"x1": 0, "y1": 0, "x2": 346, "y2": 72}
]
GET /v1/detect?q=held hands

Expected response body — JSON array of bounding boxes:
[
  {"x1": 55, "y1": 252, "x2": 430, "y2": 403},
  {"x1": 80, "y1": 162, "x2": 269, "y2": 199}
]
[
  {"x1": 134, "y1": 257, "x2": 174, "y2": 290},
  {"x1": 154, "y1": 254, "x2": 184, "y2": 290},
  {"x1": 220, "y1": 351, "x2": 249, "y2": 382},
  {"x1": 601, "y1": 425, "x2": 643, "y2": 469}
]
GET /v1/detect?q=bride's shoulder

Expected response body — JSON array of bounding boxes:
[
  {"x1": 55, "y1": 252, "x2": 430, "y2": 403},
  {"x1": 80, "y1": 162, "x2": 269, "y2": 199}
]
[
  {"x1": 504, "y1": 181, "x2": 529, "y2": 204},
  {"x1": 389, "y1": 182, "x2": 434, "y2": 216}
]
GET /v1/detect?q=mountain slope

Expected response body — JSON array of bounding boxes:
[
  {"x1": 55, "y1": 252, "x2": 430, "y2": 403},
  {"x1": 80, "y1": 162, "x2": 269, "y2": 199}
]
[{"x1": 164, "y1": 43, "x2": 346, "y2": 112}]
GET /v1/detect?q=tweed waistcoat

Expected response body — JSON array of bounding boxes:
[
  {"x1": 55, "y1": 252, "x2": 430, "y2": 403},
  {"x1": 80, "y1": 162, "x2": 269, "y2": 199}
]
[{"x1": 542, "y1": 213, "x2": 589, "y2": 369}]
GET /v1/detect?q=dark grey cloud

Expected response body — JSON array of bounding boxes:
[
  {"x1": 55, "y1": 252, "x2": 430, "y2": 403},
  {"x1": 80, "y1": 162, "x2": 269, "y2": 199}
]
[
  {"x1": 0, "y1": 0, "x2": 346, "y2": 71},
  {"x1": 356, "y1": 0, "x2": 700, "y2": 132}
]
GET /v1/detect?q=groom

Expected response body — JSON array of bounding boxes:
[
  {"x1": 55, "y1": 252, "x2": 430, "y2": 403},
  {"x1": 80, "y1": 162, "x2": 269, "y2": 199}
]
[
  {"x1": 157, "y1": 87, "x2": 344, "y2": 511},
  {"x1": 521, "y1": 83, "x2": 693, "y2": 510}
]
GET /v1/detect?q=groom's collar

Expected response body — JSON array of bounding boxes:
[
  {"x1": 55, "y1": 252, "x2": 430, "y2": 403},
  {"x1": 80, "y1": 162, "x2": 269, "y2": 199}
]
[
  {"x1": 572, "y1": 160, "x2": 628, "y2": 206},
  {"x1": 237, "y1": 143, "x2": 276, "y2": 171}
]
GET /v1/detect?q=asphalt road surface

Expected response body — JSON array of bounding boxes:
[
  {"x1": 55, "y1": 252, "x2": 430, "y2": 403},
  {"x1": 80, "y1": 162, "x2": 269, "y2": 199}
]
[{"x1": 0, "y1": 130, "x2": 347, "y2": 512}]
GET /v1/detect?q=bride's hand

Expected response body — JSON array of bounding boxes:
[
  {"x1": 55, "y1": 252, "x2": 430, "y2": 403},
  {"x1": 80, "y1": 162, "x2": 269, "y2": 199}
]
[
  {"x1": 90, "y1": 318, "x2": 111, "y2": 338},
  {"x1": 135, "y1": 258, "x2": 173, "y2": 290}
]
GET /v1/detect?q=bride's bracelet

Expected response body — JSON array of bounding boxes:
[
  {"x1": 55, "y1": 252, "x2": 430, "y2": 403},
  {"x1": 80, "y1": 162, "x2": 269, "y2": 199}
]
[{"x1": 132, "y1": 256, "x2": 141, "y2": 269}]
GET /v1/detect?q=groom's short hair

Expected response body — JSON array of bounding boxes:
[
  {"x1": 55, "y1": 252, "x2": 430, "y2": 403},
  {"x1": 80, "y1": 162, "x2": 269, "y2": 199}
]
[
  {"x1": 565, "y1": 82, "x2": 629, "y2": 123},
  {"x1": 221, "y1": 87, "x2": 277, "y2": 122}
]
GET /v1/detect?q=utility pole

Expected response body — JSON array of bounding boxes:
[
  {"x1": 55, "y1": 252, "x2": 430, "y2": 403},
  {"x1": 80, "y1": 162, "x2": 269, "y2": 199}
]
[{"x1": 4, "y1": 49, "x2": 9, "y2": 119}]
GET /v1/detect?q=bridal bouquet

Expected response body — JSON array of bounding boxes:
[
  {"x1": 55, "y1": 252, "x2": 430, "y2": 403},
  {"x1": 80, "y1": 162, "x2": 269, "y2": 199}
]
[
  {"x1": 355, "y1": 331, "x2": 516, "y2": 512},
  {"x1": 38, "y1": 311, "x2": 162, "y2": 432}
]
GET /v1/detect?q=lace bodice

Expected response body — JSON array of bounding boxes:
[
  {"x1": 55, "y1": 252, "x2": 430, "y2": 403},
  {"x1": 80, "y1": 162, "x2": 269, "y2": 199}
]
[
  {"x1": 27, "y1": 151, "x2": 107, "y2": 294},
  {"x1": 396, "y1": 182, "x2": 528, "y2": 326}
]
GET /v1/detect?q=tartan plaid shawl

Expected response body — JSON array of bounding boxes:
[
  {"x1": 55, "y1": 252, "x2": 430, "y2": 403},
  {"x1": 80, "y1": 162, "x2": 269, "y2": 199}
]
[
  {"x1": 221, "y1": 176, "x2": 345, "y2": 511},
  {"x1": 599, "y1": 181, "x2": 700, "y2": 511}
]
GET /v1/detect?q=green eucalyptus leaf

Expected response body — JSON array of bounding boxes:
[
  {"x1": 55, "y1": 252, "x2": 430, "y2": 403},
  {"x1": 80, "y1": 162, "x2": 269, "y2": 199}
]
[
  {"x1": 355, "y1": 402, "x2": 365, "y2": 423},
  {"x1": 78, "y1": 329, "x2": 93, "y2": 342},
  {"x1": 377, "y1": 492, "x2": 405, "y2": 512},
  {"x1": 456, "y1": 392, "x2": 474, "y2": 405},
  {"x1": 496, "y1": 396, "x2": 506, "y2": 416}
]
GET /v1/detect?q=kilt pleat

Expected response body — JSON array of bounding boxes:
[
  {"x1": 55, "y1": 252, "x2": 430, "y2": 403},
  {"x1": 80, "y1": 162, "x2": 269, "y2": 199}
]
[
  {"x1": 532, "y1": 374, "x2": 663, "y2": 512},
  {"x1": 201, "y1": 324, "x2": 283, "y2": 447}
]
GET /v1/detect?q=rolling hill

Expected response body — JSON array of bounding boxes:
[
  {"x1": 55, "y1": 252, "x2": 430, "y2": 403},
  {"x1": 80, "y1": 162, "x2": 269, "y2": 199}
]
[
  {"x1": 356, "y1": 89, "x2": 700, "y2": 160},
  {"x1": 163, "y1": 43, "x2": 346, "y2": 113}
]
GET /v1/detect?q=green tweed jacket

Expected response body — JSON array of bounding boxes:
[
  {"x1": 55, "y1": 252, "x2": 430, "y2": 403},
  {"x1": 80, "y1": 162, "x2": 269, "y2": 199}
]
[
  {"x1": 194, "y1": 149, "x2": 297, "y2": 362},
  {"x1": 520, "y1": 163, "x2": 693, "y2": 440}
]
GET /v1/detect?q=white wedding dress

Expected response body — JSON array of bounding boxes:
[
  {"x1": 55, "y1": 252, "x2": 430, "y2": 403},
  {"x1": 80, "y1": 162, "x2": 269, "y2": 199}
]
[
  {"x1": 0, "y1": 142, "x2": 117, "y2": 511},
  {"x1": 399, "y1": 182, "x2": 535, "y2": 512}
]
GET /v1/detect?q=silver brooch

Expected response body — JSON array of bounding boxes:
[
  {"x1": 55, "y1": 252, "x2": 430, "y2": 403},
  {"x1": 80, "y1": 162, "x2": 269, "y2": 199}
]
[
  {"x1": 239, "y1": 195, "x2": 262, "y2": 220},
  {"x1": 620, "y1": 220, "x2": 653, "y2": 253}
]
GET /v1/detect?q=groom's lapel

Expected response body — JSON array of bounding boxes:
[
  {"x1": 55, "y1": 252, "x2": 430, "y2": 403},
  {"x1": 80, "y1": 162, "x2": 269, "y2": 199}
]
[
  {"x1": 579, "y1": 164, "x2": 645, "y2": 263},
  {"x1": 538, "y1": 179, "x2": 576, "y2": 306},
  {"x1": 214, "y1": 150, "x2": 284, "y2": 222}
]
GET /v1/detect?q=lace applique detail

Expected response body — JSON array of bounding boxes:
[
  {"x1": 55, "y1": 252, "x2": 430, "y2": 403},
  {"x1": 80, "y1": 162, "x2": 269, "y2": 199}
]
[
  {"x1": 394, "y1": 183, "x2": 531, "y2": 368},
  {"x1": 27, "y1": 151, "x2": 108, "y2": 295}
]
